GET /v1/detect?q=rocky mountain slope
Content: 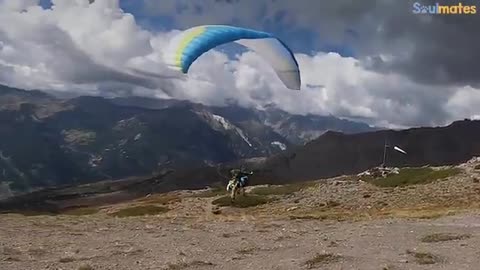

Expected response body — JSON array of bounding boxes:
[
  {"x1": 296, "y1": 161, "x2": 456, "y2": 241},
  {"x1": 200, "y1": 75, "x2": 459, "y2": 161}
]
[
  {"x1": 112, "y1": 97, "x2": 377, "y2": 145},
  {"x1": 0, "y1": 87, "x2": 278, "y2": 195},
  {"x1": 0, "y1": 84, "x2": 374, "y2": 195},
  {"x1": 257, "y1": 119, "x2": 480, "y2": 183},
  {"x1": 134, "y1": 119, "x2": 480, "y2": 193}
]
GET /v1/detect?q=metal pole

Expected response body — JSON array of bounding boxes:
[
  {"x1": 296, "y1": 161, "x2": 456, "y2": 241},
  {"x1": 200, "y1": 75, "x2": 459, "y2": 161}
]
[{"x1": 382, "y1": 138, "x2": 388, "y2": 167}]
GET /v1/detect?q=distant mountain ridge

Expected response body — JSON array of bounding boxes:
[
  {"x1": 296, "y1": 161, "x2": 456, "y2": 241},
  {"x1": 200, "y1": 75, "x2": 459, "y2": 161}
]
[
  {"x1": 256, "y1": 119, "x2": 480, "y2": 183},
  {"x1": 134, "y1": 119, "x2": 480, "y2": 195},
  {"x1": 111, "y1": 96, "x2": 377, "y2": 145}
]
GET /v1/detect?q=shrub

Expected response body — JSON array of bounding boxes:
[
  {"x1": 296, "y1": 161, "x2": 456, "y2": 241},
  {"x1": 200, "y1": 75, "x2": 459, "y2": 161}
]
[
  {"x1": 305, "y1": 253, "x2": 342, "y2": 269},
  {"x1": 406, "y1": 250, "x2": 441, "y2": 265},
  {"x1": 108, "y1": 205, "x2": 168, "y2": 218},
  {"x1": 421, "y1": 233, "x2": 471, "y2": 243},
  {"x1": 368, "y1": 167, "x2": 461, "y2": 187},
  {"x1": 211, "y1": 195, "x2": 273, "y2": 208}
]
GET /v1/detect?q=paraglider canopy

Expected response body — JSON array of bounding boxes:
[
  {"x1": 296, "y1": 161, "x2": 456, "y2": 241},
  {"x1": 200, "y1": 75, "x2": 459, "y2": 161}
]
[{"x1": 163, "y1": 25, "x2": 301, "y2": 90}]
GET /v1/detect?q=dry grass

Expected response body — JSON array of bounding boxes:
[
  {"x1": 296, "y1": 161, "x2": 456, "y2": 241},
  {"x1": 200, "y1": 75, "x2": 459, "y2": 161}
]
[
  {"x1": 2, "y1": 247, "x2": 22, "y2": 256},
  {"x1": 9, "y1": 207, "x2": 99, "y2": 217},
  {"x1": 256, "y1": 222, "x2": 283, "y2": 229},
  {"x1": 250, "y1": 181, "x2": 316, "y2": 196},
  {"x1": 190, "y1": 187, "x2": 227, "y2": 198},
  {"x1": 237, "y1": 247, "x2": 259, "y2": 255},
  {"x1": 275, "y1": 235, "x2": 292, "y2": 242},
  {"x1": 380, "y1": 207, "x2": 460, "y2": 220},
  {"x1": 14, "y1": 211, "x2": 57, "y2": 216},
  {"x1": 4, "y1": 256, "x2": 22, "y2": 262},
  {"x1": 367, "y1": 167, "x2": 462, "y2": 187},
  {"x1": 304, "y1": 253, "x2": 342, "y2": 268},
  {"x1": 406, "y1": 250, "x2": 441, "y2": 265},
  {"x1": 289, "y1": 209, "x2": 354, "y2": 222},
  {"x1": 108, "y1": 205, "x2": 169, "y2": 218},
  {"x1": 288, "y1": 204, "x2": 466, "y2": 222},
  {"x1": 212, "y1": 195, "x2": 274, "y2": 208},
  {"x1": 61, "y1": 207, "x2": 99, "y2": 216},
  {"x1": 111, "y1": 248, "x2": 144, "y2": 256},
  {"x1": 165, "y1": 260, "x2": 215, "y2": 270},
  {"x1": 324, "y1": 200, "x2": 341, "y2": 207},
  {"x1": 78, "y1": 264, "x2": 94, "y2": 270},
  {"x1": 27, "y1": 248, "x2": 47, "y2": 257},
  {"x1": 59, "y1": 256, "x2": 76, "y2": 263},
  {"x1": 289, "y1": 214, "x2": 341, "y2": 221},
  {"x1": 189, "y1": 182, "x2": 227, "y2": 198},
  {"x1": 2, "y1": 247, "x2": 21, "y2": 255},
  {"x1": 421, "y1": 233, "x2": 471, "y2": 243},
  {"x1": 137, "y1": 194, "x2": 181, "y2": 205}
]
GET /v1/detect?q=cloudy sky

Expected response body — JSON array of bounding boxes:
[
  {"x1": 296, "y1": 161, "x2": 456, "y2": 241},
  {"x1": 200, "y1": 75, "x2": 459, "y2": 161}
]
[{"x1": 0, "y1": 0, "x2": 479, "y2": 128}]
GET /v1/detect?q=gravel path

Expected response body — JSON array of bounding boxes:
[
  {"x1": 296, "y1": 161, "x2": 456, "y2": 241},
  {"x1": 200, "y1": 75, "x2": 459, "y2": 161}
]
[{"x1": 1, "y1": 212, "x2": 480, "y2": 270}]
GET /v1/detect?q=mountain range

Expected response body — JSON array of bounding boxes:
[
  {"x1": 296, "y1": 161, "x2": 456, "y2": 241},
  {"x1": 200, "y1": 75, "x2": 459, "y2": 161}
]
[
  {"x1": 141, "y1": 119, "x2": 480, "y2": 196},
  {"x1": 0, "y1": 84, "x2": 375, "y2": 197},
  {"x1": 110, "y1": 96, "x2": 377, "y2": 145},
  {"x1": 255, "y1": 119, "x2": 480, "y2": 183}
]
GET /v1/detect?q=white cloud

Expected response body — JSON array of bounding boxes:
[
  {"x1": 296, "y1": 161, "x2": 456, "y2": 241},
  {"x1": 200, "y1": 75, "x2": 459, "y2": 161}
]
[
  {"x1": 445, "y1": 86, "x2": 480, "y2": 121},
  {"x1": 0, "y1": 0, "x2": 156, "y2": 91},
  {"x1": 0, "y1": 0, "x2": 39, "y2": 12},
  {"x1": 0, "y1": 0, "x2": 479, "y2": 129}
]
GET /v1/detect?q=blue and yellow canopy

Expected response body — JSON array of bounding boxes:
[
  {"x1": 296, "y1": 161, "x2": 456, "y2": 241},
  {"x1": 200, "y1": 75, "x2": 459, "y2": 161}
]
[{"x1": 164, "y1": 25, "x2": 301, "y2": 90}]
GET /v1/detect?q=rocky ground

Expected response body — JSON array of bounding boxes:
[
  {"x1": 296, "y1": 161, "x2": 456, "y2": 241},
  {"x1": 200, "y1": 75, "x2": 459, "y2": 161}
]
[{"x1": 1, "y1": 158, "x2": 480, "y2": 270}]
